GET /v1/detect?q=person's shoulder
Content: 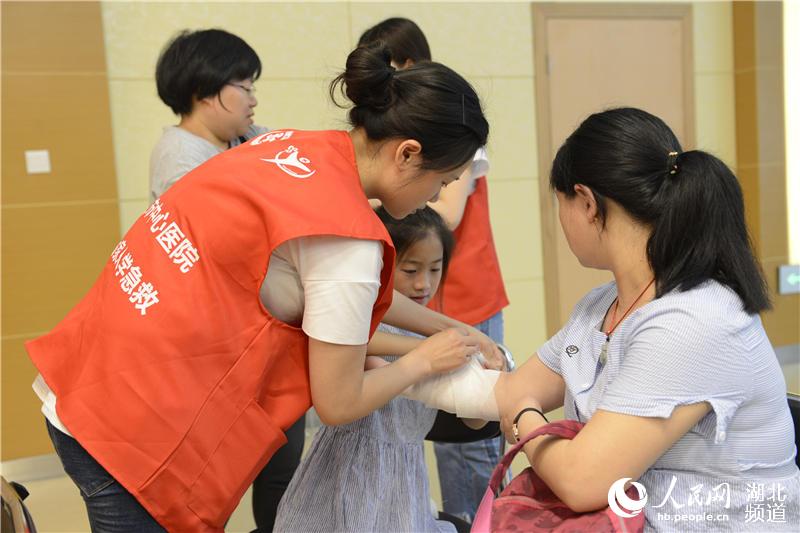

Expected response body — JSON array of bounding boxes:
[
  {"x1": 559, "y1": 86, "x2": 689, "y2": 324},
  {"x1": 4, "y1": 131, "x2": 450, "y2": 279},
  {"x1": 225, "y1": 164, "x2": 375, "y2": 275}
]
[
  {"x1": 651, "y1": 280, "x2": 751, "y2": 326},
  {"x1": 150, "y1": 127, "x2": 220, "y2": 190},
  {"x1": 151, "y1": 126, "x2": 178, "y2": 153},
  {"x1": 153, "y1": 126, "x2": 215, "y2": 157},
  {"x1": 156, "y1": 125, "x2": 194, "y2": 144},
  {"x1": 627, "y1": 280, "x2": 759, "y2": 349}
]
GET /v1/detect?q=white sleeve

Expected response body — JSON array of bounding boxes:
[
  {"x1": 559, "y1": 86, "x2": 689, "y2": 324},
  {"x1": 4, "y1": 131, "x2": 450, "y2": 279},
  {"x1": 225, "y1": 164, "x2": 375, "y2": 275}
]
[
  {"x1": 469, "y1": 147, "x2": 490, "y2": 194},
  {"x1": 280, "y1": 236, "x2": 384, "y2": 345}
]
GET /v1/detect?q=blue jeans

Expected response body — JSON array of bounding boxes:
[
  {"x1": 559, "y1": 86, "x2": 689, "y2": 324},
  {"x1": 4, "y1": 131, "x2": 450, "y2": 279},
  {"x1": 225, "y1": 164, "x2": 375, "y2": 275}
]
[
  {"x1": 434, "y1": 311, "x2": 506, "y2": 523},
  {"x1": 46, "y1": 419, "x2": 166, "y2": 532}
]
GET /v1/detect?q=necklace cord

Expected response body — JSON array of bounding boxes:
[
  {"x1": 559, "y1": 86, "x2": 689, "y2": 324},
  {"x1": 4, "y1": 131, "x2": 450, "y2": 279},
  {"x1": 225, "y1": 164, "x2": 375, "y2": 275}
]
[{"x1": 605, "y1": 278, "x2": 655, "y2": 340}]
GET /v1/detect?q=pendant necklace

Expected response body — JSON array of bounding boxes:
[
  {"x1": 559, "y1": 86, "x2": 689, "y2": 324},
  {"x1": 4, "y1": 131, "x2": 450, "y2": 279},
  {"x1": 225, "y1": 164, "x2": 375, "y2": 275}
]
[{"x1": 600, "y1": 278, "x2": 655, "y2": 365}]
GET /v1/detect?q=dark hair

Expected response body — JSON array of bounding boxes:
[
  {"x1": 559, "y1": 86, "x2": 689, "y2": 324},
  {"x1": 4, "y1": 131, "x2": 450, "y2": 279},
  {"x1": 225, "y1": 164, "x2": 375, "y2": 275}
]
[
  {"x1": 331, "y1": 43, "x2": 488, "y2": 171},
  {"x1": 156, "y1": 29, "x2": 261, "y2": 115},
  {"x1": 357, "y1": 17, "x2": 432, "y2": 65},
  {"x1": 376, "y1": 205, "x2": 455, "y2": 303},
  {"x1": 550, "y1": 107, "x2": 770, "y2": 313}
]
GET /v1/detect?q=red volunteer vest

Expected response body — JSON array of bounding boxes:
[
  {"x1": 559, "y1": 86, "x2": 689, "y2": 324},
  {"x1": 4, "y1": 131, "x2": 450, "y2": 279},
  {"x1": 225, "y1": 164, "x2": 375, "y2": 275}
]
[
  {"x1": 429, "y1": 177, "x2": 508, "y2": 325},
  {"x1": 26, "y1": 130, "x2": 395, "y2": 532}
]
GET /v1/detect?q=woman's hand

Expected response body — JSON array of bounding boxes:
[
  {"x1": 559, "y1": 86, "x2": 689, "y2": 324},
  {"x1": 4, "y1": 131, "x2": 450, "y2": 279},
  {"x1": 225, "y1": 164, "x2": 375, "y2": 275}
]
[
  {"x1": 382, "y1": 291, "x2": 504, "y2": 370},
  {"x1": 407, "y1": 328, "x2": 477, "y2": 376},
  {"x1": 466, "y1": 326, "x2": 505, "y2": 370}
]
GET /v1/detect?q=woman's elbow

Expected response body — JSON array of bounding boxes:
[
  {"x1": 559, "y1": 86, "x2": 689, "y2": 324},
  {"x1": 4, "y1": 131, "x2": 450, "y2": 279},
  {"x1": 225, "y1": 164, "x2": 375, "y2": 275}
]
[
  {"x1": 314, "y1": 404, "x2": 352, "y2": 426},
  {"x1": 313, "y1": 395, "x2": 366, "y2": 426},
  {"x1": 561, "y1": 490, "x2": 609, "y2": 514},
  {"x1": 551, "y1": 477, "x2": 612, "y2": 514}
]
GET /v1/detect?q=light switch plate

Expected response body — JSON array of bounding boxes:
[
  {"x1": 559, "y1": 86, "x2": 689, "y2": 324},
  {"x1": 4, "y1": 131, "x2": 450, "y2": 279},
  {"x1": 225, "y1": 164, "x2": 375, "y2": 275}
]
[{"x1": 25, "y1": 149, "x2": 51, "y2": 174}]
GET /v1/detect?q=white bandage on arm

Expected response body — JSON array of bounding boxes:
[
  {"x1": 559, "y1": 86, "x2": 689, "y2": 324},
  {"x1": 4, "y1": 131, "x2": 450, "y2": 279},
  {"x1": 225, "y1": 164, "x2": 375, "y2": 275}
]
[{"x1": 401, "y1": 355, "x2": 501, "y2": 420}]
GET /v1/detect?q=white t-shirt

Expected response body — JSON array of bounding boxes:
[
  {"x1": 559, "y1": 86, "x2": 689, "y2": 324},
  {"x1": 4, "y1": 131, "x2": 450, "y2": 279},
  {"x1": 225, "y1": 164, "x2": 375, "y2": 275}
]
[{"x1": 262, "y1": 237, "x2": 382, "y2": 344}]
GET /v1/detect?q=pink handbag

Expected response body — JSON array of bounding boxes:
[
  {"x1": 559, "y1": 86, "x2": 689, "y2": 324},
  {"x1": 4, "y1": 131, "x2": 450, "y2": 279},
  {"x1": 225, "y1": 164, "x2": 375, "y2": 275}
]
[{"x1": 472, "y1": 420, "x2": 645, "y2": 533}]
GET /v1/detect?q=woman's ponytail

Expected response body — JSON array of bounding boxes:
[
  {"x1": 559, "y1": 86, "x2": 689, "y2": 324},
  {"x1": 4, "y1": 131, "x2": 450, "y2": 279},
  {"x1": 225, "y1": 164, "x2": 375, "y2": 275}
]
[
  {"x1": 647, "y1": 150, "x2": 770, "y2": 313},
  {"x1": 551, "y1": 107, "x2": 770, "y2": 314}
]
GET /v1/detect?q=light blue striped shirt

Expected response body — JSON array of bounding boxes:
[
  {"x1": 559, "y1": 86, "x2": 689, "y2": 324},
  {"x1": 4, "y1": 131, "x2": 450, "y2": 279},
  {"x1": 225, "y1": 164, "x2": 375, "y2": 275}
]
[{"x1": 538, "y1": 280, "x2": 799, "y2": 531}]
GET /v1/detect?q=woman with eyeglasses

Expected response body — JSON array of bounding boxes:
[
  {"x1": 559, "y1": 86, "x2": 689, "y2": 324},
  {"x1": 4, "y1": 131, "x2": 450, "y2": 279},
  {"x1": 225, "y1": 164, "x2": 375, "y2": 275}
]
[{"x1": 149, "y1": 29, "x2": 268, "y2": 201}]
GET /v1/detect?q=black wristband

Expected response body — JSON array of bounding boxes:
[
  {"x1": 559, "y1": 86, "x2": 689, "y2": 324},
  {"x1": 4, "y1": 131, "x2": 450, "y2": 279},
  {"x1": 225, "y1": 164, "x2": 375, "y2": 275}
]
[{"x1": 512, "y1": 407, "x2": 549, "y2": 442}]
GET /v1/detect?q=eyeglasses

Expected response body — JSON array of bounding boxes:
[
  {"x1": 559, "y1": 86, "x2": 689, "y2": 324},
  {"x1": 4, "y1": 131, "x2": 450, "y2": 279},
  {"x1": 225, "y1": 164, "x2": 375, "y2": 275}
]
[{"x1": 229, "y1": 83, "x2": 256, "y2": 97}]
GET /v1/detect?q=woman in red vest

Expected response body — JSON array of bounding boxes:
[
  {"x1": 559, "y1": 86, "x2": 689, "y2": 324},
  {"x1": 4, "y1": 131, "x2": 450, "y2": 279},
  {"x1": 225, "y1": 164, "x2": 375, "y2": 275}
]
[
  {"x1": 359, "y1": 18, "x2": 510, "y2": 523},
  {"x1": 27, "y1": 42, "x2": 499, "y2": 532}
]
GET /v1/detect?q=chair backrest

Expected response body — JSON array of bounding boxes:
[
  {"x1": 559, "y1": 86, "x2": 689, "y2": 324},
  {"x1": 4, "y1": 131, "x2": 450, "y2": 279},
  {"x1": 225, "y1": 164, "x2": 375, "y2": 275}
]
[
  {"x1": 788, "y1": 393, "x2": 800, "y2": 469},
  {"x1": 1, "y1": 476, "x2": 37, "y2": 533}
]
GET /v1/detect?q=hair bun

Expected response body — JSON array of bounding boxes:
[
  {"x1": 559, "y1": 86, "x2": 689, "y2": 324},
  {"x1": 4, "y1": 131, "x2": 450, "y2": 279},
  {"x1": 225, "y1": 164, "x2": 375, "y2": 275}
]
[{"x1": 337, "y1": 42, "x2": 396, "y2": 111}]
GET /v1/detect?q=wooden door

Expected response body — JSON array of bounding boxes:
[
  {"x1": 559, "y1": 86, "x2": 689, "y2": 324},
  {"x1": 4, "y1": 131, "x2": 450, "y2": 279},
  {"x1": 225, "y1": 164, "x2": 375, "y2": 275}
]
[{"x1": 533, "y1": 3, "x2": 695, "y2": 334}]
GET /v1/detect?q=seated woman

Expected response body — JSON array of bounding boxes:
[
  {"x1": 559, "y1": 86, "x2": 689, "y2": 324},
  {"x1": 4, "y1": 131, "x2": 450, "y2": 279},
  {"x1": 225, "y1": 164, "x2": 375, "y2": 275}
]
[{"x1": 405, "y1": 107, "x2": 799, "y2": 530}]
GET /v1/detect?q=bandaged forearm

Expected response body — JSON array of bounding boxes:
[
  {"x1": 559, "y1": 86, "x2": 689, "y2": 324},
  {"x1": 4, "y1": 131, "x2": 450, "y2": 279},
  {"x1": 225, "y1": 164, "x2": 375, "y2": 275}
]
[{"x1": 401, "y1": 355, "x2": 500, "y2": 420}]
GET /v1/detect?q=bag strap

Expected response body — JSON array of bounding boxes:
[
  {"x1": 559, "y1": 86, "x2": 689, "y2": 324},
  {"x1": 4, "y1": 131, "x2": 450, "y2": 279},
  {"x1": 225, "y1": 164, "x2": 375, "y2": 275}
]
[{"x1": 488, "y1": 419, "x2": 585, "y2": 493}]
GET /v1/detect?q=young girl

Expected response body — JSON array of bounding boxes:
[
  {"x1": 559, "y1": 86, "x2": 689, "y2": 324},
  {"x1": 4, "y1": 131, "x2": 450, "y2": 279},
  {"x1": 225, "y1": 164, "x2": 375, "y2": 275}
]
[
  {"x1": 358, "y1": 18, "x2": 510, "y2": 523},
  {"x1": 275, "y1": 206, "x2": 471, "y2": 533}
]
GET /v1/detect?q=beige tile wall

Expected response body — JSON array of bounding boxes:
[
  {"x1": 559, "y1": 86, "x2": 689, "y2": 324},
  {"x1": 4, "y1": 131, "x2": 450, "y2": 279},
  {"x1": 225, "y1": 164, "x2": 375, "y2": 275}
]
[
  {"x1": 2, "y1": 0, "x2": 121, "y2": 460},
  {"x1": 693, "y1": 1, "x2": 737, "y2": 168},
  {"x1": 733, "y1": 1, "x2": 798, "y2": 349}
]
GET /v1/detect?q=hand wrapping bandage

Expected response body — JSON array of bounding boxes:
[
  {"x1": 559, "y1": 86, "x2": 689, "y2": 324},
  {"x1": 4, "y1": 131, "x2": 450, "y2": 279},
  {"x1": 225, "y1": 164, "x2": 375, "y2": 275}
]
[{"x1": 401, "y1": 354, "x2": 501, "y2": 420}]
